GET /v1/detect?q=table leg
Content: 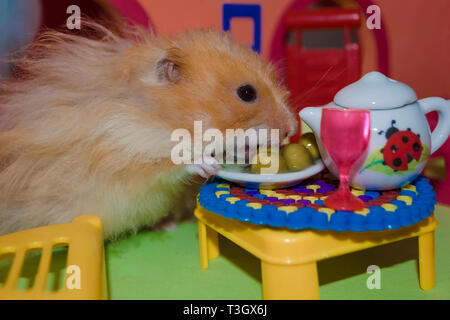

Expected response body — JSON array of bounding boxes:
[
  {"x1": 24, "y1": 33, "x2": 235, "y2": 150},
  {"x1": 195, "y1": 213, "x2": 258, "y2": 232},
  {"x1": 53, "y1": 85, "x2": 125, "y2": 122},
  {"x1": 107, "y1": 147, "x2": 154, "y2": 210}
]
[
  {"x1": 418, "y1": 231, "x2": 436, "y2": 290},
  {"x1": 206, "y1": 225, "x2": 219, "y2": 260},
  {"x1": 198, "y1": 220, "x2": 220, "y2": 270},
  {"x1": 261, "y1": 260, "x2": 320, "y2": 300}
]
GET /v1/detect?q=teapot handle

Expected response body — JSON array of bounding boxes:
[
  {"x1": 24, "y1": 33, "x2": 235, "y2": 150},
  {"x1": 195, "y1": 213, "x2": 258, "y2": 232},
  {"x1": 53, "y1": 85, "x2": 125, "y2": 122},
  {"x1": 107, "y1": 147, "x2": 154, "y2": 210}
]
[{"x1": 418, "y1": 97, "x2": 450, "y2": 154}]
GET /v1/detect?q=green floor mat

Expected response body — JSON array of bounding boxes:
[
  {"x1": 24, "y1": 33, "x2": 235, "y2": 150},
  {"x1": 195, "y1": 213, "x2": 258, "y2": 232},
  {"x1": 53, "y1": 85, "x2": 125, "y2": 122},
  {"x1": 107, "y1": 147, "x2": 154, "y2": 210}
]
[{"x1": 105, "y1": 205, "x2": 450, "y2": 300}]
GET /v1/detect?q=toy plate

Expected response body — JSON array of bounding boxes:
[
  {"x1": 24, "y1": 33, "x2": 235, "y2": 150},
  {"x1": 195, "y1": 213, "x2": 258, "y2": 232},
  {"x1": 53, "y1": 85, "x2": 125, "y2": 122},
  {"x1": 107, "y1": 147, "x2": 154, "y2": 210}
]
[{"x1": 216, "y1": 160, "x2": 325, "y2": 189}]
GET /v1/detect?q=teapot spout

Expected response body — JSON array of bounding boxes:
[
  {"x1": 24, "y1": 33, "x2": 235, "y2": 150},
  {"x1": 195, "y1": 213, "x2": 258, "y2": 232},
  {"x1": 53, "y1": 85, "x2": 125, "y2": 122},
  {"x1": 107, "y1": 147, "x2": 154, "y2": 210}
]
[{"x1": 299, "y1": 106, "x2": 323, "y2": 135}]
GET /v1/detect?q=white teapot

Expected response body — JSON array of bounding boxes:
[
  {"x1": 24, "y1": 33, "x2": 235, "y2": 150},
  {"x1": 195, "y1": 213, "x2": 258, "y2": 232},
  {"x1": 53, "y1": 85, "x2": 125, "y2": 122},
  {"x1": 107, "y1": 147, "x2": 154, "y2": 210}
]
[{"x1": 299, "y1": 71, "x2": 450, "y2": 190}]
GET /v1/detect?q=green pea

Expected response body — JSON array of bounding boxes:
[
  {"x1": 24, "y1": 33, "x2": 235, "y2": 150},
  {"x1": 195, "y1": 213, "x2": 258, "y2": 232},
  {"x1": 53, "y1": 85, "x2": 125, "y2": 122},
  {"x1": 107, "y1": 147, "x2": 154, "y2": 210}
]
[
  {"x1": 298, "y1": 132, "x2": 320, "y2": 160},
  {"x1": 251, "y1": 148, "x2": 287, "y2": 174},
  {"x1": 282, "y1": 143, "x2": 313, "y2": 172}
]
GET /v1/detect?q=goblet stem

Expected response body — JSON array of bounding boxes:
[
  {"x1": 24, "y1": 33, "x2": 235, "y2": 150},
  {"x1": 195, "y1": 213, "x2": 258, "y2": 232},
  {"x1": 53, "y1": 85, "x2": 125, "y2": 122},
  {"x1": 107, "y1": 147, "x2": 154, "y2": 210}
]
[
  {"x1": 324, "y1": 166, "x2": 366, "y2": 211},
  {"x1": 337, "y1": 166, "x2": 350, "y2": 195}
]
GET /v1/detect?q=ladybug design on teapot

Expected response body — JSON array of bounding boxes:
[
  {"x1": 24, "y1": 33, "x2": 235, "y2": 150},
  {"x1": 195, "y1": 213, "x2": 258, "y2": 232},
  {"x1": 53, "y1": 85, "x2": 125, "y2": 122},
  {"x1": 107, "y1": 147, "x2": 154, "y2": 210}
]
[{"x1": 379, "y1": 120, "x2": 423, "y2": 171}]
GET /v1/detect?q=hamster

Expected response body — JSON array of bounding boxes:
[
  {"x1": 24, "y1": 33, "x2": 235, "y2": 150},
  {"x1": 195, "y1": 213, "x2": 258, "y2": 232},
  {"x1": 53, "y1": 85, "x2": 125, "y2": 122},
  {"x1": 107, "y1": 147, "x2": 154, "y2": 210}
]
[{"x1": 0, "y1": 22, "x2": 297, "y2": 240}]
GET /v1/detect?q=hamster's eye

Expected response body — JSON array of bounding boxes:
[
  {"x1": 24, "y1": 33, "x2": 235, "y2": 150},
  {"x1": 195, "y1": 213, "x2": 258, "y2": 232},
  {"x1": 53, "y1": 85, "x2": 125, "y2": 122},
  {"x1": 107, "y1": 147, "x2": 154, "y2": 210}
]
[{"x1": 236, "y1": 84, "x2": 257, "y2": 103}]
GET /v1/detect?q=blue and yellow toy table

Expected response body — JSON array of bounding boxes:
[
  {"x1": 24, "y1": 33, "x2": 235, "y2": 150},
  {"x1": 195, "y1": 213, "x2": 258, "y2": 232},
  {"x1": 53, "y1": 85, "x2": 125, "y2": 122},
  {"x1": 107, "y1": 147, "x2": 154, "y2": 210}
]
[{"x1": 195, "y1": 175, "x2": 438, "y2": 299}]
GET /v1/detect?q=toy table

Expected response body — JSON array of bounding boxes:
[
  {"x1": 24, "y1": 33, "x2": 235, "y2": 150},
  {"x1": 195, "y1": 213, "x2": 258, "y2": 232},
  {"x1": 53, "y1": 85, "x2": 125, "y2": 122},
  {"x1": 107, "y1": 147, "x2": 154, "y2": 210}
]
[{"x1": 195, "y1": 176, "x2": 438, "y2": 300}]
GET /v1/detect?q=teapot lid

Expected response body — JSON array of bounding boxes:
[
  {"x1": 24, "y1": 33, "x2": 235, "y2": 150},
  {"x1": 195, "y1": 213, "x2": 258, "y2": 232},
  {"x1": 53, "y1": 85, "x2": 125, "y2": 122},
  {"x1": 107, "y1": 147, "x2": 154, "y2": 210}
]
[{"x1": 334, "y1": 71, "x2": 417, "y2": 110}]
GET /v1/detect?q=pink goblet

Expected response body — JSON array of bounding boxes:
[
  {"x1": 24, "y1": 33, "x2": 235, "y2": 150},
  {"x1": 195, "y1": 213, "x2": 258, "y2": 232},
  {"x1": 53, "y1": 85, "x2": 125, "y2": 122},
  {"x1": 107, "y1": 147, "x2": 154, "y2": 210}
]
[{"x1": 320, "y1": 108, "x2": 371, "y2": 211}]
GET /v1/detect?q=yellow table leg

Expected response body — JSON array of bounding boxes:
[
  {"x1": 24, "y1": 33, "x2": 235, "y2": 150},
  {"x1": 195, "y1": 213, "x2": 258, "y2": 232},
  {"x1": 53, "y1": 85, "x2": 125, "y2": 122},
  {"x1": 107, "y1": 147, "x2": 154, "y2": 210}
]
[
  {"x1": 418, "y1": 231, "x2": 436, "y2": 290},
  {"x1": 261, "y1": 260, "x2": 320, "y2": 300},
  {"x1": 198, "y1": 220, "x2": 209, "y2": 269},
  {"x1": 198, "y1": 220, "x2": 220, "y2": 270},
  {"x1": 206, "y1": 225, "x2": 219, "y2": 260}
]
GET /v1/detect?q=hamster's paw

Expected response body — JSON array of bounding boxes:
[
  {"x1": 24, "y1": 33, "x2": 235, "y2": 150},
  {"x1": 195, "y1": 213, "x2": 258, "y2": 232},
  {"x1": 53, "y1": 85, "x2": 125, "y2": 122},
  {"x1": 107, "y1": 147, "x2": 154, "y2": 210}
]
[{"x1": 187, "y1": 156, "x2": 221, "y2": 179}]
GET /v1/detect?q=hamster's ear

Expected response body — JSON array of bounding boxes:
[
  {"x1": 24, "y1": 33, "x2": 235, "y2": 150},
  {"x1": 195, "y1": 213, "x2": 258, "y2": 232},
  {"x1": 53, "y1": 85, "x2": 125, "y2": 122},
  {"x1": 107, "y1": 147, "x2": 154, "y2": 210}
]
[
  {"x1": 140, "y1": 46, "x2": 185, "y2": 86},
  {"x1": 156, "y1": 58, "x2": 181, "y2": 83}
]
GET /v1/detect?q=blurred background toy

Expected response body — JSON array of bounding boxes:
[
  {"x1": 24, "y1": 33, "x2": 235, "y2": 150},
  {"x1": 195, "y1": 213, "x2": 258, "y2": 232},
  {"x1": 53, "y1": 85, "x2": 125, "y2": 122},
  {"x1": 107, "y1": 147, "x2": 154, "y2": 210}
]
[{"x1": 0, "y1": 0, "x2": 41, "y2": 79}]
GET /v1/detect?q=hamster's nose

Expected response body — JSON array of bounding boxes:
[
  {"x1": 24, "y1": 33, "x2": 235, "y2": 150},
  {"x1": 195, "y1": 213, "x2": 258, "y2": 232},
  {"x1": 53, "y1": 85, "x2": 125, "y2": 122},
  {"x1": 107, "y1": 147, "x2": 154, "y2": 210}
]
[
  {"x1": 279, "y1": 120, "x2": 298, "y2": 140},
  {"x1": 287, "y1": 118, "x2": 299, "y2": 137},
  {"x1": 277, "y1": 130, "x2": 290, "y2": 145},
  {"x1": 276, "y1": 107, "x2": 299, "y2": 139}
]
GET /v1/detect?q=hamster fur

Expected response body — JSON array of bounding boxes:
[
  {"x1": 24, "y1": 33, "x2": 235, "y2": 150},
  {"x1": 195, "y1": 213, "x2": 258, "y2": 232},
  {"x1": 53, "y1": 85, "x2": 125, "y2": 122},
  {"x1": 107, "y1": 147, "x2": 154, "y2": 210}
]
[{"x1": 0, "y1": 22, "x2": 297, "y2": 240}]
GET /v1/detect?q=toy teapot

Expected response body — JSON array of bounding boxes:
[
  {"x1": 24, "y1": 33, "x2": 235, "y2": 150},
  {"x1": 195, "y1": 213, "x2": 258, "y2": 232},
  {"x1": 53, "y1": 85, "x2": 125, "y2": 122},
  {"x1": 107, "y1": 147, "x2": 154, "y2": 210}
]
[{"x1": 299, "y1": 71, "x2": 450, "y2": 190}]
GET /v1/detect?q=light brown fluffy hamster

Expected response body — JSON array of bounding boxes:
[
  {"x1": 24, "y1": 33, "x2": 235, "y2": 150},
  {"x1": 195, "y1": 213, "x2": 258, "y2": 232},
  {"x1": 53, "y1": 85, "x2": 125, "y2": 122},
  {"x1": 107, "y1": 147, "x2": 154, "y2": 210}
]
[{"x1": 0, "y1": 22, "x2": 297, "y2": 240}]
